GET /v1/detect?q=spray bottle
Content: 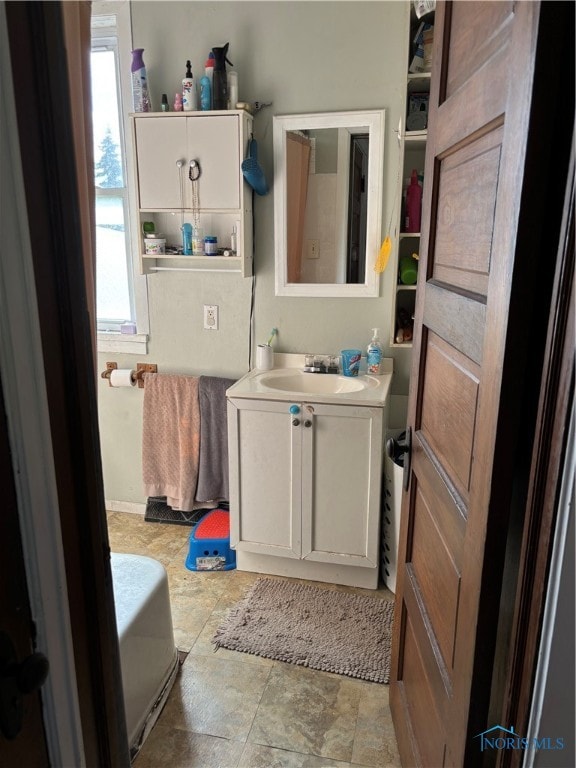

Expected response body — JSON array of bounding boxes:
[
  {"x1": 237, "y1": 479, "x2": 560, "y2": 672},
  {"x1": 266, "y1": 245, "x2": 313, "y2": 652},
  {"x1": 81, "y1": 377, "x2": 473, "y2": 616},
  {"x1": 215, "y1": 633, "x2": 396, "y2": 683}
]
[
  {"x1": 131, "y1": 48, "x2": 152, "y2": 112},
  {"x1": 182, "y1": 60, "x2": 197, "y2": 111},
  {"x1": 211, "y1": 43, "x2": 232, "y2": 110}
]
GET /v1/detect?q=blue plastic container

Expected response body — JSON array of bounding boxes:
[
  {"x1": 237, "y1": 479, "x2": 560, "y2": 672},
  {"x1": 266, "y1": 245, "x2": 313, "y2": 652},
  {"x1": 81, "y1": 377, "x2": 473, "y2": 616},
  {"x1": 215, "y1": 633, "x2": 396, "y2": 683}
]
[{"x1": 185, "y1": 509, "x2": 236, "y2": 571}]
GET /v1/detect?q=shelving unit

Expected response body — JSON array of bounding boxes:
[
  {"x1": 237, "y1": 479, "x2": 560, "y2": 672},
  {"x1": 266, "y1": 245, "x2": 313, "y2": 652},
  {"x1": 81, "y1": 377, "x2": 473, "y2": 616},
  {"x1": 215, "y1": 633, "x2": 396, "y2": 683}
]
[
  {"x1": 130, "y1": 110, "x2": 254, "y2": 277},
  {"x1": 390, "y1": 10, "x2": 433, "y2": 347}
]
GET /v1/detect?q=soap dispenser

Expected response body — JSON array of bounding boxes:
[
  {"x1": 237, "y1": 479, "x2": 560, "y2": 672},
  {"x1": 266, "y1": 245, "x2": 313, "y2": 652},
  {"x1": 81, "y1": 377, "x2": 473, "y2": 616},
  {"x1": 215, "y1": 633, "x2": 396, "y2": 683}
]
[{"x1": 367, "y1": 328, "x2": 383, "y2": 374}]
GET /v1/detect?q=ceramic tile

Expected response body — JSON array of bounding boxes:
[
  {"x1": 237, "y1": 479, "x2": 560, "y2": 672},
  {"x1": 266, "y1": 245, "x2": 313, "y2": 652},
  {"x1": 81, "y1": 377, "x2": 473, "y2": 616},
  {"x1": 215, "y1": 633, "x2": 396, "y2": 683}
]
[
  {"x1": 238, "y1": 742, "x2": 361, "y2": 768},
  {"x1": 248, "y1": 663, "x2": 363, "y2": 763},
  {"x1": 106, "y1": 512, "x2": 401, "y2": 768},
  {"x1": 352, "y1": 684, "x2": 401, "y2": 767},
  {"x1": 189, "y1": 606, "x2": 275, "y2": 667},
  {"x1": 160, "y1": 653, "x2": 272, "y2": 741},
  {"x1": 134, "y1": 723, "x2": 242, "y2": 768}
]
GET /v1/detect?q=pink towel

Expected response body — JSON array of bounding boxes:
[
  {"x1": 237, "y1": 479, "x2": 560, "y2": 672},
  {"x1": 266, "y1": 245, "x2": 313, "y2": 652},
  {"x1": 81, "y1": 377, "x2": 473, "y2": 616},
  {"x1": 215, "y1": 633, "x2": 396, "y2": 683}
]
[{"x1": 142, "y1": 373, "x2": 200, "y2": 511}]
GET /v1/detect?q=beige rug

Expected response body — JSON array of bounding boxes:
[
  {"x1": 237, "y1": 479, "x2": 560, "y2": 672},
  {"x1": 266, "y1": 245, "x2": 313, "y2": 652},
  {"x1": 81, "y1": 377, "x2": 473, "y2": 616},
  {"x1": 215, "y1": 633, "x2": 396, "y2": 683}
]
[{"x1": 212, "y1": 578, "x2": 394, "y2": 684}]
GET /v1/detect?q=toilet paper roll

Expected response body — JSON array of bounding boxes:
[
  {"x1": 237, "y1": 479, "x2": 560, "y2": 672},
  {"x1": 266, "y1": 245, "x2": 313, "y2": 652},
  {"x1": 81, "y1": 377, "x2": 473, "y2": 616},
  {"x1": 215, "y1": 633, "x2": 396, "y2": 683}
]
[{"x1": 109, "y1": 369, "x2": 136, "y2": 387}]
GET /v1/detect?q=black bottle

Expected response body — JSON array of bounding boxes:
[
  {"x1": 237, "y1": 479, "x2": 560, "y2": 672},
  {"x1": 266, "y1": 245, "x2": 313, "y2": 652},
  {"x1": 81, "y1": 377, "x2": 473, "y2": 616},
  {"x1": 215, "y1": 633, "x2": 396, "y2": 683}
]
[{"x1": 211, "y1": 43, "x2": 232, "y2": 110}]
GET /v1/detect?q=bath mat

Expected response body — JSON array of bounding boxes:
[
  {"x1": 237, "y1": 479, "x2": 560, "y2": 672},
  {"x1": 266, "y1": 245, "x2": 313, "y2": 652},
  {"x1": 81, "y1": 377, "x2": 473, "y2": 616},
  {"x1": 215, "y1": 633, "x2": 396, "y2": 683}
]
[
  {"x1": 144, "y1": 497, "x2": 209, "y2": 526},
  {"x1": 212, "y1": 578, "x2": 394, "y2": 684}
]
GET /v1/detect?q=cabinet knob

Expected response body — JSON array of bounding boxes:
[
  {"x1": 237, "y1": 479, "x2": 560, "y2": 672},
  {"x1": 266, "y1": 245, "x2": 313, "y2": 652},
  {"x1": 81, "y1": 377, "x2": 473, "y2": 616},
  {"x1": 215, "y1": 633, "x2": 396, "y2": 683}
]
[
  {"x1": 304, "y1": 420, "x2": 312, "y2": 428},
  {"x1": 292, "y1": 418, "x2": 300, "y2": 427},
  {"x1": 289, "y1": 404, "x2": 300, "y2": 415}
]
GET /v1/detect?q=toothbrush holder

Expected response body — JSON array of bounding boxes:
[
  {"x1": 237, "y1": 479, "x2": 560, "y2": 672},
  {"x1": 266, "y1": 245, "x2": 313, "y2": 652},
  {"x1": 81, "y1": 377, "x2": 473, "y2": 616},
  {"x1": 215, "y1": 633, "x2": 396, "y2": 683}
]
[{"x1": 256, "y1": 344, "x2": 274, "y2": 371}]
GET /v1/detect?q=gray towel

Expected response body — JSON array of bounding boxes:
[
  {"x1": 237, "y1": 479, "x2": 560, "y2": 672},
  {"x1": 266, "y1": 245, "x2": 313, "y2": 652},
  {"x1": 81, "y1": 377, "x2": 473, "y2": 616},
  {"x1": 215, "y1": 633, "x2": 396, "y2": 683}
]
[{"x1": 196, "y1": 376, "x2": 236, "y2": 502}]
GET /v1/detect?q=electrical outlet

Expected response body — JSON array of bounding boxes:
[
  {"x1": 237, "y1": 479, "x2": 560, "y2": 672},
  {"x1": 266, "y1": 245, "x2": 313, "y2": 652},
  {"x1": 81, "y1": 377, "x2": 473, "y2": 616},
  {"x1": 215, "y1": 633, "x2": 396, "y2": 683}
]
[{"x1": 203, "y1": 304, "x2": 219, "y2": 330}]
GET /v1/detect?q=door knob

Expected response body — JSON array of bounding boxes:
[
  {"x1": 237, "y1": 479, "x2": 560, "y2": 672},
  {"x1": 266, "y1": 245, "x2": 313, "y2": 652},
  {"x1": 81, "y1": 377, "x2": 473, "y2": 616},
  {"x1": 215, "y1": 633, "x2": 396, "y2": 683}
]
[
  {"x1": 0, "y1": 631, "x2": 49, "y2": 739},
  {"x1": 385, "y1": 428, "x2": 412, "y2": 491}
]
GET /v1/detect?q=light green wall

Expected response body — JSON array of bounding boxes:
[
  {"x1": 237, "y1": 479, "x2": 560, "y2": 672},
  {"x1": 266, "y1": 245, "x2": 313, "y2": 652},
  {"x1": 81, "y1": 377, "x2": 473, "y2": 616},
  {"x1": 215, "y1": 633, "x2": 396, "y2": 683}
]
[{"x1": 97, "y1": 1, "x2": 411, "y2": 505}]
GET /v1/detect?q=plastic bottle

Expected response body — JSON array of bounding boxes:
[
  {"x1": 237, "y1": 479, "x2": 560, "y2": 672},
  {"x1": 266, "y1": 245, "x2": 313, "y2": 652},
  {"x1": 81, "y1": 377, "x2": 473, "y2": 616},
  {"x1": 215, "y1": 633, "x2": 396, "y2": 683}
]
[
  {"x1": 182, "y1": 60, "x2": 196, "y2": 111},
  {"x1": 230, "y1": 223, "x2": 238, "y2": 253},
  {"x1": 131, "y1": 48, "x2": 152, "y2": 112},
  {"x1": 227, "y1": 71, "x2": 238, "y2": 110},
  {"x1": 200, "y1": 76, "x2": 211, "y2": 111},
  {"x1": 204, "y1": 52, "x2": 215, "y2": 95},
  {"x1": 405, "y1": 169, "x2": 422, "y2": 233},
  {"x1": 192, "y1": 226, "x2": 204, "y2": 255},
  {"x1": 367, "y1": 328, "x2": 383, "y2": 374},
  {"x1": 212, "y1": 43, "x2": 232, "y2": 110},
  {"x1": 173, "y1": 92, "x2": 183, "y2": 111},
  {"x1": 182, "y1": 223, "x2": 192, "y2": 255}
]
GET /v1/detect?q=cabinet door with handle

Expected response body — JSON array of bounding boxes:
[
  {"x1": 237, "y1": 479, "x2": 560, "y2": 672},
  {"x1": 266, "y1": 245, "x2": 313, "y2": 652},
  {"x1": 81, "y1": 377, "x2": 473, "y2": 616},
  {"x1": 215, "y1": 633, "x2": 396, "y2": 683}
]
[
  {"x1": 134, "y1": 116, "x2": 188, "y2": 209},
  {"x1": 134, "y1": 114, "x2": 241, "y2": 211},
  {"x1": 186, "y1": 115, "x2": 240, "y2": 210},
  {"x1": 300, "y1": 403, "x2": 383, "y2": 568},
  {"x1": 227, "y1": 398, "x2": 301, "y2": 559}
]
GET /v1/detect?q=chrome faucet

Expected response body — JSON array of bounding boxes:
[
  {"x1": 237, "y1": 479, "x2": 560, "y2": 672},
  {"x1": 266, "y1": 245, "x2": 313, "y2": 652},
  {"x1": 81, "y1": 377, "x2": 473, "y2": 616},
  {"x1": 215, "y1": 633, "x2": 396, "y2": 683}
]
[{"x1": 303, "y1": 355, "x2": 340, "y2": 374}]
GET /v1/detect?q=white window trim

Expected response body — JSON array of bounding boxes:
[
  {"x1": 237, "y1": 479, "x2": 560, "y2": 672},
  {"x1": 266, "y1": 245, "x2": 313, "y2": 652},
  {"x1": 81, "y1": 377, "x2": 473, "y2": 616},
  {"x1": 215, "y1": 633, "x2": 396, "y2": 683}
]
[{"x1": 92, "y1": 1, "x2": 149, "y2": 355}]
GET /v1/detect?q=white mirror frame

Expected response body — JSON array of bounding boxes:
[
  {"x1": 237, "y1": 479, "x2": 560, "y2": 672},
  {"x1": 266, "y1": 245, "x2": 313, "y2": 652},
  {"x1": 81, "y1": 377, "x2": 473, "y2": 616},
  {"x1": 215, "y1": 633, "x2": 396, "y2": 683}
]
[{"x1": 273, "y1": 109, "x2": 385, "y2": 298}]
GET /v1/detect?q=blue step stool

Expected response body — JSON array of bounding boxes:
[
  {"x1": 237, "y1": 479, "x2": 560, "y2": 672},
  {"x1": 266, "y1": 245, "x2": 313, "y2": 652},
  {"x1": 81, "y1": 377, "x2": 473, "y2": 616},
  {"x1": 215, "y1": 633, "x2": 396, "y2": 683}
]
[{"x1": 185, "y1": 509, "x2": 236, "y2": 571}]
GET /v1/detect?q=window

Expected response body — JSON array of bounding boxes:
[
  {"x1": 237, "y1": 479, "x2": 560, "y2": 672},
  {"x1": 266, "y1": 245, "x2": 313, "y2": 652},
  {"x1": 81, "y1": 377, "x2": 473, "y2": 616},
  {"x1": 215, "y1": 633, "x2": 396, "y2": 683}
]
[{"x1": 91, "y1": 2, "x2": 148, "y2": 353}]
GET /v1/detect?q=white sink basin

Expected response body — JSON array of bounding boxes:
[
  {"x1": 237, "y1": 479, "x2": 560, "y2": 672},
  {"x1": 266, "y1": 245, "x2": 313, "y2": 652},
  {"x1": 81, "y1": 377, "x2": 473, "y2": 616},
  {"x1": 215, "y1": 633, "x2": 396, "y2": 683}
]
[{"x1": 258, "y1": 370, "x2": 379, "y2": 395}]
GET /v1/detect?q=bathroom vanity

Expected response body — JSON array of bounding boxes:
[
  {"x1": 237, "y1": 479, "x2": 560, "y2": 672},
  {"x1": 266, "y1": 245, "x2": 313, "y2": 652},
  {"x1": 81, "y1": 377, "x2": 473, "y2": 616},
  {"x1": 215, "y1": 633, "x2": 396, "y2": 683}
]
[{"x1": 226, "y1": 354, "x2": 392, "y2": 588}]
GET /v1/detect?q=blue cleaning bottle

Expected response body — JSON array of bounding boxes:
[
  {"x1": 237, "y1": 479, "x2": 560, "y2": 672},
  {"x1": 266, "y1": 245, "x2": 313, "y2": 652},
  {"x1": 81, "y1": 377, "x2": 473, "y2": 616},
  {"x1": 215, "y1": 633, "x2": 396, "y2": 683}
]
[
  {"x1": 182, "y1": 223, "x2": 193, "y2": 255},
  {"x1": 200, "y1": 76, "x2": 211, "y2": 111}
]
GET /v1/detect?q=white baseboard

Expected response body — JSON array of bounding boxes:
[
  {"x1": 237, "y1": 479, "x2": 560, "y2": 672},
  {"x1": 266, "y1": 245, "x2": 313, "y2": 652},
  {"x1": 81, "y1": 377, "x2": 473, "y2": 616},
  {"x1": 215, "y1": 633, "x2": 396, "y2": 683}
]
[{"x1": 105, "y1": 500, "x2": 146, "y2": 516}]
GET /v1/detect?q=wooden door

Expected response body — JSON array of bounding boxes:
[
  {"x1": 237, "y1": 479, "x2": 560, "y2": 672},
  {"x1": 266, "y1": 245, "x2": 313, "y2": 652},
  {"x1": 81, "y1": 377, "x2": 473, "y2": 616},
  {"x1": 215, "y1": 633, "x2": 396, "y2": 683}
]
[
  {"x1": 0, "y1": 391, "x2": 49, "y2": 765},
  {"x1": 390, "y1": 2, "x2": 571, "y2": 765},
  {"x1": 301, "y1": 403, "x2": 382, "y2": 568}
]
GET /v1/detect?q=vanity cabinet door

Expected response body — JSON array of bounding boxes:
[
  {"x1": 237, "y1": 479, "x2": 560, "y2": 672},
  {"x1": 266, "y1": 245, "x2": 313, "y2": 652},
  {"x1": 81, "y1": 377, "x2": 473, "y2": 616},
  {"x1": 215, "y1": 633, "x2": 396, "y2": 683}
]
[
  {"x1": 300, "y1": 403, "x2": 383, "y2": 569},
  {"x1": 227, "y1": 399, "x2": 301, "y2": 559},
  {"x1": 134, "y1": 114, "x2": 241, "y2": 211}
]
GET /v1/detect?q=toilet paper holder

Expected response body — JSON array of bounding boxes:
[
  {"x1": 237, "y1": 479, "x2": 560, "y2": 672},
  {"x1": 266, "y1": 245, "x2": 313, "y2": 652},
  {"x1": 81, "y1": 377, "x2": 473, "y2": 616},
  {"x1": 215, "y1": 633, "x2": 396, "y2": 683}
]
[{"x1": 101, "y1": 361, "x2": 158, "y2": 388}]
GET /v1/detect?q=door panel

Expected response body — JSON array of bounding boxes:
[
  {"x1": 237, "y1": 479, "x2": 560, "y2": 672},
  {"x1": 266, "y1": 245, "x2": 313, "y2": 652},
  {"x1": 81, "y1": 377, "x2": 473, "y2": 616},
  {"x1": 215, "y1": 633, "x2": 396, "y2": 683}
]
[
  {"x1": 391, "y1": 2, "x2": 547, "y2": 765},
  {"x1": 420, "y1": 332, "x2": 480, "y2": 498},
  {"x1": 433, "y1": 127, "x2": 503, "y2": 296}
]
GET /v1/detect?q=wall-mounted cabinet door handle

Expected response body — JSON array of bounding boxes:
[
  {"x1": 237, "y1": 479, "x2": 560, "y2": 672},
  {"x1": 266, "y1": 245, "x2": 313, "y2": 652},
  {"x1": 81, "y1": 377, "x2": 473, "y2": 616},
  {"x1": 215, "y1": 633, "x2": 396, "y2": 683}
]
[
  {"x1": 304, "y1": 420, "x2": 312, "y2": 428},
  {"x1": 292, "y1": 418, "x2": 300, "y2": 427}
]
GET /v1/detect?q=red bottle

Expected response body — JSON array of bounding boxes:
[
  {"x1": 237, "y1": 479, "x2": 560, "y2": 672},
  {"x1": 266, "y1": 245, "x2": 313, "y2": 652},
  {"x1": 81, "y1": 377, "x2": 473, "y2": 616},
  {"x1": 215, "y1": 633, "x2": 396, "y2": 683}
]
[{"x1": 405, "y1": 169, "x2": 422, "y2": 233}]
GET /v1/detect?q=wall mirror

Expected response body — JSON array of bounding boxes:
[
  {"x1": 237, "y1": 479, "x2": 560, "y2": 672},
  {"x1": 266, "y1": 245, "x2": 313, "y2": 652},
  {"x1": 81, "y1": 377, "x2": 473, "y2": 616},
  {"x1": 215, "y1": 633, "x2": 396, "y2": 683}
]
[{"x1": 273, "y1": 110, "x2": 385, "y2": 297}]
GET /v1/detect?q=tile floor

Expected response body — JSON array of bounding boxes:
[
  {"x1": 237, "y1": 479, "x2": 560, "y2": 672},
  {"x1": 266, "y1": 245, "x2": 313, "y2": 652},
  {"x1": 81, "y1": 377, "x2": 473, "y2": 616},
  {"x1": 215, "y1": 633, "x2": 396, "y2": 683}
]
[{"x1": 106, "y1": 511, "x2": 401, "y2": 768}]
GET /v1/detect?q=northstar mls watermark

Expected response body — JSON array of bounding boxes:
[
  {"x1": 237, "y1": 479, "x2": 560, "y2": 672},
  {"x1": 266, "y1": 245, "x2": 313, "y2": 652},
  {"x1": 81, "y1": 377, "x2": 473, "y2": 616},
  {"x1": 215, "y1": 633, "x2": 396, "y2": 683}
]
[{"x1": 475, "y1": 725, "x2": 565, "y2": 752}]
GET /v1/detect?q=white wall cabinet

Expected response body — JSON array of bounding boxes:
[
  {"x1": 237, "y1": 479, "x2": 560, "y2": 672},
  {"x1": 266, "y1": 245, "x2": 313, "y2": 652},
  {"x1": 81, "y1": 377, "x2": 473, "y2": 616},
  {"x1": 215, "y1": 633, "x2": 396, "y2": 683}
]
[
  {"x1": 227, "y1": 397, "x2": 385, "y2": 588},
  {"x1": 130, "y1": 110, "x2": 253, "y2": 276}
]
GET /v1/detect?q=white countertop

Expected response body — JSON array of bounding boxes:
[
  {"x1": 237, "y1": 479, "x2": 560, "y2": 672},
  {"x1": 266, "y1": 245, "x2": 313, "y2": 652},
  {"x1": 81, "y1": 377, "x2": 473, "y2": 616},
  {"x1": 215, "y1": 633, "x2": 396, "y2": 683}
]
[{"x1": 227, "y1": 353, "x2": 393, "y2": 407}]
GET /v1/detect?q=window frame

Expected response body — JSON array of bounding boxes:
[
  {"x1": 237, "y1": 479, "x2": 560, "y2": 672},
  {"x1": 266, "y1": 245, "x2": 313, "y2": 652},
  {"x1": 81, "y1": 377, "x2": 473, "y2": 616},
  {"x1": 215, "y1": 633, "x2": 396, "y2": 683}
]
[{"x1": 91, "y1": 1, "x2": 149, "y2": 354}]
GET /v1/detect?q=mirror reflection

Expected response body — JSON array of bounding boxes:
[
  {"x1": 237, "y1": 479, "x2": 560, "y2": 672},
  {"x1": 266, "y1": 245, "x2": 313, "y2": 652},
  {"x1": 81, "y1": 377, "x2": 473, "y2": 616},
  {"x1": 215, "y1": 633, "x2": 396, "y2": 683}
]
[
  {"x1": 286, "y1": 127, "x2": 369, "y2": 285},
  {"x1": 274, "y1": 110, "x2": 385, "y2": 298}
]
